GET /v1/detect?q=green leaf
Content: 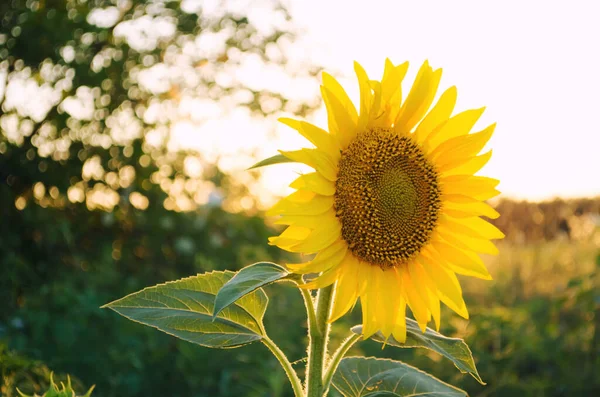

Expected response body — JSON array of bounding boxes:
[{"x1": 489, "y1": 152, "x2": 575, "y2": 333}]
[
  {"x1": 352, "y1": 318, "x2": 483, "y2": 384},
  {"x1": 248, "y1": 154, "x2": 295, "y2": 169},
  {"x1": 332, "y1": 357, "x2": 467, "y2": 397},
  {"x1": 213, "y1": 262, "x2": 293, "y2": 319},
  {"x1": 103, "y1": 271, "x2": 267, "y2": 349}
]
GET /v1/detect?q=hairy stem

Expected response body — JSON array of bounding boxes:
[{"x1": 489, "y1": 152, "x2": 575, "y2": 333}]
[
  {"x1": 306, "y1": 284, "x2": 334, "y2": 397},
  {"x1": 300, "y1": 287, "x2": 318, "y2": 334},
  {"x1": 322, "y1": 333, "x2": 361, "y2": 394},
  {"x1": 262, "y1": 336, "x2": 304, "y2": 397}
]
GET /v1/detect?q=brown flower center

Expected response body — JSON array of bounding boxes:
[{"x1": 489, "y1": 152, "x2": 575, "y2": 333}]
[{"x1": 334, "y1": 127, "x2": 441, "y2": 268}]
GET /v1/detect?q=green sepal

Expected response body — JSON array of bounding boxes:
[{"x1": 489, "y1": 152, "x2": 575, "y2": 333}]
[
  {"x1": 248, "y1": 154, "x2": 295, "y2": 170},
  {"x1": 17, "y1": 373, "x2": 95, "y2": 397}
]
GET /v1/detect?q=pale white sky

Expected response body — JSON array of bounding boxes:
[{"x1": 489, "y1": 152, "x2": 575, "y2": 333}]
[
  {"x1": 282, "y1": 0, "x2": 600, "y2": 200},
  {"x1": 7, "y1": 0, "x2": 598, "y2": 209}
]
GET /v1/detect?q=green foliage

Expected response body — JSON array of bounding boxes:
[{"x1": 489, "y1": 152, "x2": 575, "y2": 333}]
[
  {"x1": 0, "y1": 345, "x2": 51, "y2": 397},
  {"x1": 17, "y1": 373, "x2": 94, "y2": 397},
  {"x1": 105, "y1": 266, "x2": 476, "y2": 396},
  {"x1": 352, "y1": 319, "x2": 483, "y2": 384},
  {"x1": 457, "y1": 265, "x2": 599, "y2": 396},
  {"x1": 0, "y1": 346, "x2": 91, "y2": 397},
  {"x1": 331, "y1": 357, "x2": 466, "y2": 397},
  {"x1": 104, "y1": 271, "x2": 268, "y2": 348},
  {"x1": 213, "y1": 262, "x2": 294, "y2": 318},
  {"x1": 1, "y1": 201, "x2": 306, "y2": 396}
]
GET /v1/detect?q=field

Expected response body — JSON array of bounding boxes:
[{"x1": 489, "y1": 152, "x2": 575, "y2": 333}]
[{"x1": 1, "y1": 197, "x2": 598, "y2": 397}]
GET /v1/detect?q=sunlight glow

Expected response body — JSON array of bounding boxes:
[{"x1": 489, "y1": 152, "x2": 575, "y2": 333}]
[{"x1": 174, "y1": 0, "x2": 600, "y2": 203}]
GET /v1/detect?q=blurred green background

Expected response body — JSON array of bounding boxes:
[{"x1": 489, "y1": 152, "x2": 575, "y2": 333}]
[{"x1": 1, "y1": 1, "x2": 598, "y2": 396}]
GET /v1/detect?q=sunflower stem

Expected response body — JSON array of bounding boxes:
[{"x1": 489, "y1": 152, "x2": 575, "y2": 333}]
[
  {"x1": 262, "y1": 336, "x2": 304, "y2": 397},
  {"x1": 322, "y1": 333, "x2": 361, "y2": 394},
  {"x1": 300, "y1": 288, "x2": 318, "y2": 337},
  {"x1": 306, "y1": 284, "x2": 334, "y2": 397}
]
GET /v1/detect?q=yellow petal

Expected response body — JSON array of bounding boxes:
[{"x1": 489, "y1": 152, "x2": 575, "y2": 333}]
[
  {"x1": 407, "y1": 261, "x2": 439, "y2": 330},
  {"x1": 425, "y1": 107, "x2": 485, "y2": 152},
  {"x1": 321, "y1": 84, "x2": 358, "y2": 149},
  {"x1": 285, "y1": 190, "x2": 316, "y2": 203},
  {"x1": 287, "y1": 239, "x2": 347, "y2": 274},
  {"x1": 427, "y1": 288, "x2": 441, "y2": 332},
  {"x1": 290, "y1": 172, "x2": 336, "y2": 196},
  {"x1": 367, "y1": 79, "x2": 383, "y2": 127},
  {"x1": 432, "y1": 123, "x2": 496, "y2": 164},
  {"x1": 354, "y1": 61, "x2": 374, "y2": 133},
  {"x1": 267, "y1": 237, "x2": 299, "y2": 251},
  {"x1": 268, "y1": 225, "x2": 311, "y2": 250},
  {"x1": 361, "y1": 265, "x2": 383, "y2": 338},
  {"x1": 414, "y1": 86, "x2": 457, "y2": 144},
  {"x1": 431, "y1": 239, "x2": 492, "y2": 280},
  {"x1": 401, "y1": 267, "x2": 430, "y2": 331},
  {"x1": 322, "y1": 71, "x2": 358, "y2": 123},
  {"x1": 378, "y1": 59, "x2": 409, "y2": 126},
  {"x1": 440, "y1": 214, "x2": 505, "y2": 240},
  {"x1": 395, "y1": 61, "x2": 442, "y2": 134},
  {"x1": 288, "y1": 218, "x2": 341, "y2": 253},
  {"x1": 329, "y1": 253, "x2": 361, "y2": 322},
  {"x1": 378, "y1": 267, "x2": 402, "y2": 338},
  {"x1": 442, "y1": 198, "x2": 500, "y2": 219},
  {"x1": 276, "y1": 225, "x2": 311, "y2": 240},
  {"x1": 267, "y1": 194, "x2": 333, "y2": 216},
  {"x1": 300, "y1": 264, "x2": 342, "y2": 290},
  {"x1": 279, "y1": 118, "x2": 340, "y2": 158},
  {"x1": 279, "y1": 149, "x2": 338, "y2": 181},
  {"x1": 439, "y1": 150, "x2": 492, "y2": 177},
  {"x1": 382, "y1": 59, "x2": 409, "y2": 104},
  {"x1": 390, "y1": 268, "x2": 408, "y2": 342},
  {"x1": 418, "y1": 250, "x2": 469, "y2": 319},
  {"x1": 354, "y1": 258, "x2": 369, "y2": 298},
  {"x1": 391, "y1": 295, "x2": 408, "y2": 343},
  {"x1": 436, "y1": 227, "x2": 500, "y2": 255},
  {"x1": 276, "y1": 209, "x2": 337, "y2": 228},
  {"x1": 474, "y1": 189, "x2": 501, "y2": 201},
  {"x1": 441, "y1": 175, "x2": 500, "y2": 199}
]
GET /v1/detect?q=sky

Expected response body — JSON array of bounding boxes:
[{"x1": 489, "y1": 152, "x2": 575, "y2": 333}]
[
  {"x1": 279, "y1": 0, "x2": 600, "y2": 201},
  {"x1": 13, "y1": 0, "x2": 593, "y2": 205},
  {"x1": 90, "y1": 0, "x2": 600, "y2": 204}
]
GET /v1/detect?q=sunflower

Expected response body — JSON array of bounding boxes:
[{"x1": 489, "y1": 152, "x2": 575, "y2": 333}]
[{"x1": 267, "y1": 59, "x2": 504, "y2": 342}]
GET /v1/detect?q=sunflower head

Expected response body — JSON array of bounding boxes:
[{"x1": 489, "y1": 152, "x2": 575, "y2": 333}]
[
  {"x1": 335, "y1": 126, "x2": 442, "y2": 268},
  {"x1": 268, "y1": 59, "x2": 504, "y2": 342}
]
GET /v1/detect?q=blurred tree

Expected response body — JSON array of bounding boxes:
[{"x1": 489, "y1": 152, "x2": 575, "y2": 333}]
[
  {"x1": 0, "y1": 0, "x2": 320, "y2": 216},
  {"x1": 0, "y1": 0, "x2": 319, "y2": 396}
]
